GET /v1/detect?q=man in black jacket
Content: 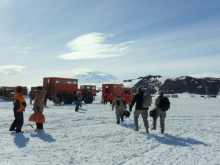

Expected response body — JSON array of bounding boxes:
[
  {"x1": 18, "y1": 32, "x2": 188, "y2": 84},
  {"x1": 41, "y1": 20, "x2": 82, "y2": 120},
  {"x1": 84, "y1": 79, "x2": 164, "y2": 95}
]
[{"x1": 129, "y1": 88, "x2": 149, "y2": 134}]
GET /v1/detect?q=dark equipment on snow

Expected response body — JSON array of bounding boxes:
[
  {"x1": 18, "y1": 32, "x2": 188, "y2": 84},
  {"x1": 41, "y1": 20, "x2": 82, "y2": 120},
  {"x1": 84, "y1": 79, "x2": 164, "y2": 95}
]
[
  {"x1": 123, "y1": 110, "x2": 131, "y2": 118},
  {"x1": 149, "y1": 108, "x2": 157, "y2": 118}
]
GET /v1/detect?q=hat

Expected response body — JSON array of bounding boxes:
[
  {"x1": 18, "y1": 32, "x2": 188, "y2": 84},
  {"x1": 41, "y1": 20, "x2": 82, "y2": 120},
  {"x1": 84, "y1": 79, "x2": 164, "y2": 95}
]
[
  {"x1": 16, "y1": 86, "x2": 23, "y2": 92},
  {"x1": 159, "y1": 90, "x2": 164, "y2": 95},
  {"x1": 137, "y1": 88, "x2": 143, "y2": 92},
  {"x1": 116, "y1": 94, "x2": 120, "y2": 98}
]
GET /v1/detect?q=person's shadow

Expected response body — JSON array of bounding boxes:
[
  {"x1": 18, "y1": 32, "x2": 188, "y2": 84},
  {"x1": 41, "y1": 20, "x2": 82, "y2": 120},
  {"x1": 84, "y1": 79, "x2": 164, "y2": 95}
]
[
  {"x1": 13, "y1": 133, "x2": 30, "y2": 148},
  {"x1": 149, "y1": 133, "x2": 208, "y2": 147},
  {"x1": 30, "y1": 131, "x2": 56, "y2": 143}
]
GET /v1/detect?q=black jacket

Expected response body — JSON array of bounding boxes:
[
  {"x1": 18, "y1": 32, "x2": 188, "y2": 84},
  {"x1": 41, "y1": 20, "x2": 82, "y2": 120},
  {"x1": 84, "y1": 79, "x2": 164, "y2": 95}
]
[{"x1": 129, "y1": 91, "x2": 144, "y2": 111}]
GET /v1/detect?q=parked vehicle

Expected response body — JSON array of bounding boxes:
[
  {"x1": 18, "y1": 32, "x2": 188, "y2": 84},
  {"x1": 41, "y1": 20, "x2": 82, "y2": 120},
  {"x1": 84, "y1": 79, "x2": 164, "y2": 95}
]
[
  {"x1": 43, "y1": 77, "x2": 95, "y2": 104},
  {"x1": 79, "y1": 85, "x2": 96, "y2": 103},
  {"x1": 102, "y1": 84, "x2": 124, "y2": 95}
]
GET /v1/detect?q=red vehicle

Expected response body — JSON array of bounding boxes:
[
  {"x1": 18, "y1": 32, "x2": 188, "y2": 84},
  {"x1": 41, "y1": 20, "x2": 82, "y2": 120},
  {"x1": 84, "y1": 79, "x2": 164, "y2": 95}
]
[
  {"x1": 43, "y1": 77, "x2": 95, "y2": 104},
  {"x1": 102, "y1": 84, "x2": 124, "y2": 95},
  {"x1": 124, "y1": 87, "x2": 133, "y2": 95},
  {"x1": 79, "y1": 85, "x2": 96, "y2": 103}
]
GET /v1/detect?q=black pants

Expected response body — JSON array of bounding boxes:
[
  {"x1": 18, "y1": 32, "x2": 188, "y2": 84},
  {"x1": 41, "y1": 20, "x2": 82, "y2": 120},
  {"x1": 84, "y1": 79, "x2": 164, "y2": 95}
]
[
  {"x1": 10, "y1": 111, "x2": 24, "y2": 132},
  {"x1": 36, "y1": 123, "x2": 43, "y2": 130},
  {"x1": 104, "y1": 100, "x2": 108, "y2": 104}
]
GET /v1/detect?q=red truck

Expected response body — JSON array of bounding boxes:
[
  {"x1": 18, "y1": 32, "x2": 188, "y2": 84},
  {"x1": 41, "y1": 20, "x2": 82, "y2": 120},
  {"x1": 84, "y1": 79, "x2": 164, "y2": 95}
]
[
  {"x1": 102, "y1": 84, "x2": 124, "y2": 95},
  {"x1": 43, "y1": 77, "x2": 96, "y2": 104}
]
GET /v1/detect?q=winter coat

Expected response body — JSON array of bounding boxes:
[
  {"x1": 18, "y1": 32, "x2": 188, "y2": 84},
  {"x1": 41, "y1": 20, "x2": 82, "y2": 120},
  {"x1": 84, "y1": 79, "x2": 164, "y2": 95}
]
[
  {"x1": 112, "y1": 98, "x2": 126, "y2": 115},
  {"x1": 155, "y1": 95, "x2": 164, "y2": 110},
  {"x1": 13, "y1": 92, "x2": 26, "y2": 112},
  {"x1": 129, "y1": 91, "x2": 144, "y2": 111},
  {"x1": 33, "y1": 90, "x2": 46, "y2": 113}
]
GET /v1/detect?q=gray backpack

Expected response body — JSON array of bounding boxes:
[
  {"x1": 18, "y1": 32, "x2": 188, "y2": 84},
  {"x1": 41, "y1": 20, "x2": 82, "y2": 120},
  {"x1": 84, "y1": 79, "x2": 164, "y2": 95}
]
[{"x1": 142, "y1": 92, "x2": 152, "y2": 108}]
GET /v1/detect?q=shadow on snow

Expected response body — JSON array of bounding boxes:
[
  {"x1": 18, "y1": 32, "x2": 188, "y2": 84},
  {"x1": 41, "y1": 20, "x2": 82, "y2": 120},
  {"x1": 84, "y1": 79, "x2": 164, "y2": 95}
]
[
  {"x1": 30, "y1": 131, "x2": 56, "y2": 143},
  {"x1": 149, "y1": 134, "x2": 208, "y2": 147},
  {"x1": 13, "y1": 133, "x2": 30, "y2": 148}
]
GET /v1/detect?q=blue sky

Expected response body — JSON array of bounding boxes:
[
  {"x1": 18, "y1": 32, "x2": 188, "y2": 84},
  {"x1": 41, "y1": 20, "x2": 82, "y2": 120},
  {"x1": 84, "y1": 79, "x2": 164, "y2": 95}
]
[{"x1": 0, "y1": 0, "x2": 220, "y2": 86}]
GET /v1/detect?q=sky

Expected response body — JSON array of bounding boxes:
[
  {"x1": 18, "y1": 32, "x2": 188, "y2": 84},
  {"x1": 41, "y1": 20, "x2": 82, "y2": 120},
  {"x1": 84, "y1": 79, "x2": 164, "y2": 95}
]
[{"x1": 0, "y1": 0, "x2": 220, "y2": 87}]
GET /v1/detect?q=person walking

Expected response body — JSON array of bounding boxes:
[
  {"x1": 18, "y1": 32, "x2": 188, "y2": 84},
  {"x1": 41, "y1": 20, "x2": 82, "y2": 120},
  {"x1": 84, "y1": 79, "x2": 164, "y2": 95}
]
[
  {"x1": 74, "y1": 92, "x2": 81, "y2": 112},
  {"x1": 103, "y1": 93, "x2": 108, "y2": 105},
  {"x1": 112, "y1": 95, "x2": 127, "y2": 124},
  {"x1": 129, "y1": 88, "x2": 151, "y2": 134},
  {"x1": 33, "y1": 86, "x2": 46, "y2": 131},
  {"x1": 152, "y1": 91, "x2": 170, "y2": 134},
  {"x1": 9, "y1": 86, "x2": 27, "y2": 133}
]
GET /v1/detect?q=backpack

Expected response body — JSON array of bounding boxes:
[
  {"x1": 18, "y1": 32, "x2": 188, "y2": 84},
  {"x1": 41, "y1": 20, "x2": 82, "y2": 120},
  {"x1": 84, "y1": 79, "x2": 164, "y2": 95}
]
[
  {"x1": 116, "y1": 99, "x2": 126, "y2": 109},
  {"x1": 158, "y1": 96, "x2": 170, "y2": 111},
  {"x1": 142, "y1": 92, "x2": 152, "y2": 108},
  {"x1": 149, "y1": 108, "x2": 157, "y2": 118}
]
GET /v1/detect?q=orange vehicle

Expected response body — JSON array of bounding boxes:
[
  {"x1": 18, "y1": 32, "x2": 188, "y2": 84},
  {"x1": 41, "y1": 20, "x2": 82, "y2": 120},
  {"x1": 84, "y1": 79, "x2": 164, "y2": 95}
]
[
  {"x1": 124, "y1": 87, "x2": 133, "y2": 95},
  {"x1": 43, "y1": 77, "x2": 95, "y2": 104},
  {"x1": 102, "y1": 84, "x2": 124, "y2": 95}
]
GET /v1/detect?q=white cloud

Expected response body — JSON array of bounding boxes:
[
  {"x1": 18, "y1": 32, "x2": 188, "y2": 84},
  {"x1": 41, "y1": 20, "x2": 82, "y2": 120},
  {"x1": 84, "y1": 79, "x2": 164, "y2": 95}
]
[
  {"x1": 8, "y1": 46, "x2": 29, "y2": 54},
  {"x1": 0, "y1": 65, "x2": 26, "y2": 75},
  {"x1": 58, "y1": 32, "x2": 134, "y2": 60}
]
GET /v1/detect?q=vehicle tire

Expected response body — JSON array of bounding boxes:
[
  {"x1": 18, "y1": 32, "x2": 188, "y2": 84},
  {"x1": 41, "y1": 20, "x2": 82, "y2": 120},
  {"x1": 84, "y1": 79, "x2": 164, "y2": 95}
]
[
  {"x1": 84, "y1": 93, "x2": 93, "y2": 104},
  {"x1": 67, "y1": 94, "x2": 74, "y2": 104},
  {"x1": 62, "y1": 94, "x2": 68, "y2": 104}
]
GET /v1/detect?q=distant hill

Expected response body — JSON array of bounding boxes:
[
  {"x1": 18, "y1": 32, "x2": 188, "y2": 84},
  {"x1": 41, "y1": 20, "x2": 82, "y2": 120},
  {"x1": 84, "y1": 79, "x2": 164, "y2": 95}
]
[
  {"x1": 73, "y1": 71, "x2": 120, "y2": 88},
  {"x1": 123, "y1": 75, "x2": 220, "y2": 95}
]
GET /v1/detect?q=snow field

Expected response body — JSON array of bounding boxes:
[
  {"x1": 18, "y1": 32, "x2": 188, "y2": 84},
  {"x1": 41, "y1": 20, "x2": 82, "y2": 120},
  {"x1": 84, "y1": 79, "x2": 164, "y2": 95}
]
[{"x1": 0, "y1": 95, "x2": 220, "y2": 165}]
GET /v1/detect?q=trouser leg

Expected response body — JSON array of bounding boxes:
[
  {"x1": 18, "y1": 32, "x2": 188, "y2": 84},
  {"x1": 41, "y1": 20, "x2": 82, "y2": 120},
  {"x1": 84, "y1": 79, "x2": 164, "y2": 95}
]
[
  {"x1": 141, "y1": 110, "x2": 149, "y2": 129},
  {"x1": 152, "y1": 116, "x2": 158, "y2": 129},
  {"x1": 160, "y1": 112, "x2": 166, "y2": 133},
  {"x1": 36, "y1": 123, "x2": 43, "y2": 129},
  {"x1": 116, "y1": 114, "x2": 120, "y2": 124},
  {"x1": 134, "y1": 110, "x2": 140, "y2": 130},
  {"x1": 15, "y1": 112, "x2": 24, "y2": 132},
  {"x1": 75, "y1": 104, "x2": 79, "y2": 111}
]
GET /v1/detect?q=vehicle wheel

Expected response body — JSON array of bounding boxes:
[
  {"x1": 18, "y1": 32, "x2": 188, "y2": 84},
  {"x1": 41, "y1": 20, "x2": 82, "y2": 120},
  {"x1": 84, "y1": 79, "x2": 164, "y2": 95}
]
[
  {"x1": 84, "y1": 93, "x2": 93, "y2": 104},
  {"x1": 67, "y1": 94, "x2": 74, "y2": 104},
  {"x1": 62, "y1": 94, "x2": 68, "y2": 104}
]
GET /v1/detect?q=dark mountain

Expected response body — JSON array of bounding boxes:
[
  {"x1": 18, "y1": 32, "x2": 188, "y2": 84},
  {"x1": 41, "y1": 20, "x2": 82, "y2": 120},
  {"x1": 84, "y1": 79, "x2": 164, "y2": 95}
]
[{"x1": 123, "y1": 75, "x2": 220, "y2": 95}]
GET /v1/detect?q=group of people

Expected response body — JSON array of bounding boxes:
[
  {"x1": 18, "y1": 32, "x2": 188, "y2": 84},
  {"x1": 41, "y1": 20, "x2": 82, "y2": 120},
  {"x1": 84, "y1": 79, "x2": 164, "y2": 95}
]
[
  {"x1": 112, "y1": 88, "x2": 169, "y2": 134},
  {"x1": 9, "y1": 86, "x2": 46, "y2": 133},
  {"x1": 10, "y1": 86, "x2": 169, "y2": 134},
  {"x1": 102, "y1": 93, "x2": 133, "y2": 105}
]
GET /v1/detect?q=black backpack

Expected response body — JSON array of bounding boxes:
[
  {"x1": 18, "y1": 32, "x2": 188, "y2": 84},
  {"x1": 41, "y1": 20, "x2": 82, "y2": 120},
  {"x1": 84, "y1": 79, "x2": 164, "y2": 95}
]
[
  {"x1": 158, "y1": 96, "x2": 170, "y2": 111},
  {"x1": 149, "y1": 108, "x2": 157, "y2": 118}
]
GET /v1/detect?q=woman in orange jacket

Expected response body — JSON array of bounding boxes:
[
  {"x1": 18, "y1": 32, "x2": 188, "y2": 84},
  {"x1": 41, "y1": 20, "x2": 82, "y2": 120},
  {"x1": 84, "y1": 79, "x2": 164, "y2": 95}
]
[{"x1": 9, "y1": 86, "x2": 27, "y2": 133}]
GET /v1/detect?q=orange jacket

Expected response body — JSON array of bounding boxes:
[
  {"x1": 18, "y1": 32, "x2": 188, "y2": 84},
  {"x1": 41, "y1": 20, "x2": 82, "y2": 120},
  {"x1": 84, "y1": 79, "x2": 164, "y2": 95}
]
[{"x1": 13, "y1": 92, "x2": 26, "y2": 112}]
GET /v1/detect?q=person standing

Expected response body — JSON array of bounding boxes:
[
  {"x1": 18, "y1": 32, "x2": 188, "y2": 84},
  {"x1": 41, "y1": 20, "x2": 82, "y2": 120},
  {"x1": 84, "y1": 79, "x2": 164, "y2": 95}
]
[
  {"x1": 112, "y1": 95, "x2": 127, "y2": 124},
  {"x1": 9, "y1": 86, "x2": 27, "y2": 133},
  {"x1": 152, "y1": 91, "x2": 169, "y2": 134},
  {"x1": 74, "y1": 92, "x2": 81, "y2": 112},
  {"x1": 129, "y1": 88, "x2": 150, "y2": 134},
  {"x1": 29, "y1": 90, "x2": 34, "y2": 104},
  {"x1": 33, "y1": 86, "x2": 46, "y2": 131}
]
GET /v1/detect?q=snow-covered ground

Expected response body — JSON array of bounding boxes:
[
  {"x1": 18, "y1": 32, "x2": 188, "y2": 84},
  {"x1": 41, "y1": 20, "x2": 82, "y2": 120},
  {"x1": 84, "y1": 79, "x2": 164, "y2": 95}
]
[{"x1": 0, "y1": 94, "x2": 220, "y2": 165}]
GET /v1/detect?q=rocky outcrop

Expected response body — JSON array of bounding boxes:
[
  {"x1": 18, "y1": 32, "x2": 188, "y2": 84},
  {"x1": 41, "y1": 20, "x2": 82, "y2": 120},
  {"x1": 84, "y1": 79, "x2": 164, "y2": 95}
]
[{"x1": 124, "y1": 75, "x2": 220, "y2": 95}]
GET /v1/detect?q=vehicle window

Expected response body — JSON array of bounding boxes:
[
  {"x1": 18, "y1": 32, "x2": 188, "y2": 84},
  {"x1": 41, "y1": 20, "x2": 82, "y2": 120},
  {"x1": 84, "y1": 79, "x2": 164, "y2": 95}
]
[
  {"x1": 67, "y1": 81, "x2": 71, "y2": 84},
  {"x1": 72, "y1": 81, "x2": 77, "y2": 84}
]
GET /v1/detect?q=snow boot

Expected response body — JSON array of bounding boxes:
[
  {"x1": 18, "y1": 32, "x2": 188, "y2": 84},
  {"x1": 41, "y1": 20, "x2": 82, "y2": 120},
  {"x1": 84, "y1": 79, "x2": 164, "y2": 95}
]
[{"x1": 146, "y1": 129, "x2": 149, "y2": 134}]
